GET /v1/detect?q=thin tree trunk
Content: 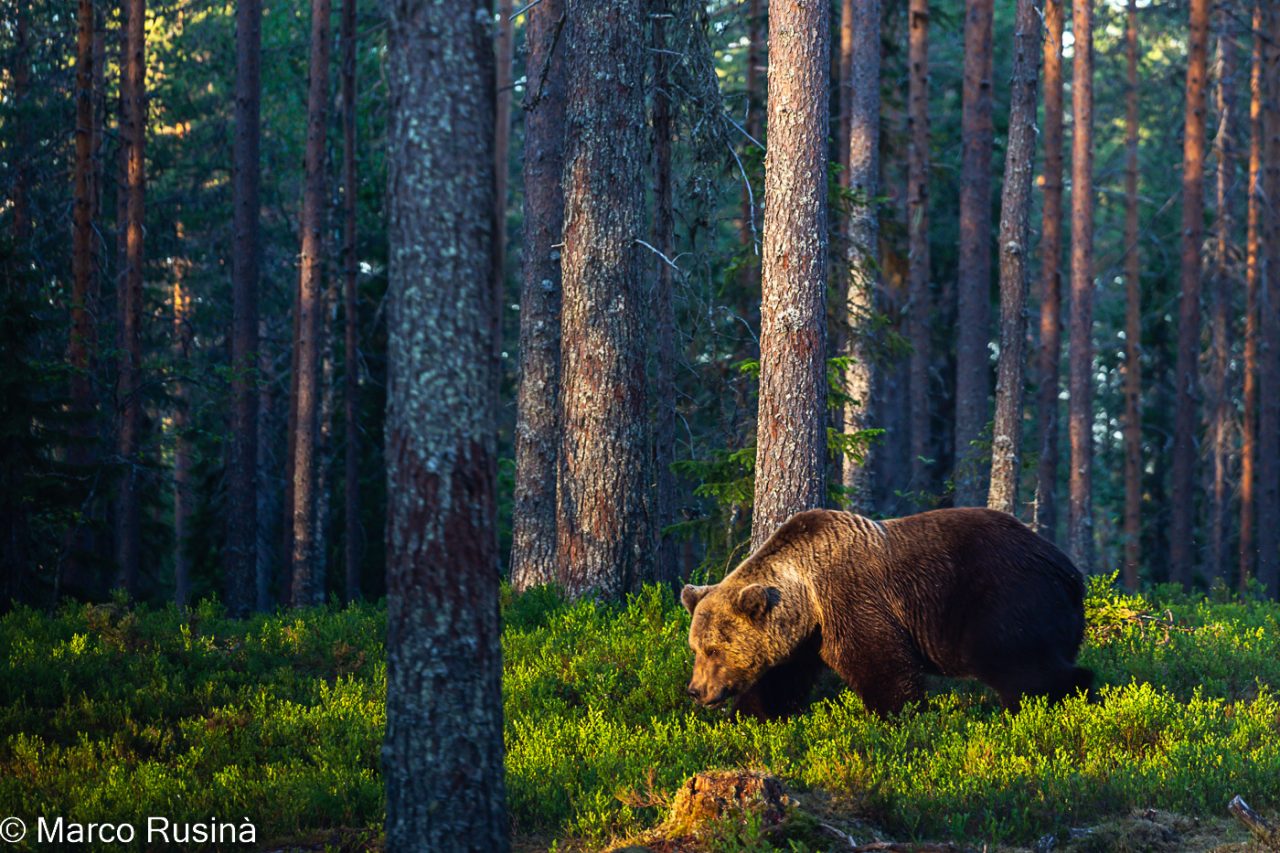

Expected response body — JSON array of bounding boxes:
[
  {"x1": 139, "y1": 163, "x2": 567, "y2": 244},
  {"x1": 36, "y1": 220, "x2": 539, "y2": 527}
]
[
  {"x1": 751, "y1": 0, "x2": 830, "y2": 550},
  {"x1": 71, "y1": 0, "x2": 97, "y2": 471},
  {"x1": 311, "y1": 272, "x2": 338, "y2": 602},
  {"x1": 256, "y1": 319, "x2": 277, "y2": 611},
  {"x1": 494, "y1": 0, "x2": 513, "y2": 372},
  {"x1": 907, "y1": 0, "x2": 931, "y2": 501},
  {"x1": 1240, "y1": 0, "x2": 1263, "y2": 590},
  {"x1": 841, "y1": 0, "x2": 879, "y2": 509},
  {"x1": 1122, "y1": 0, "x2": 1142, "y2": 588},
  {"x1": 227, "y1": 0, "x2": 262, "y2": 616},
  {"x1": 556, "y1": 0, "x2": 653, "y2": 598},
  {"x1": 384, "y1": 2, "x2": 507, "y2": 846},
  {"x1": 1170, "y1": 0, "x2": 1210, "y2": 586},
  {"x1": 1258, "y1": 0, "x2": 1280, "y2": 598},
  {"x1": 953, "y1": 0, "x2": 994, "y2": 506},
  {"x1": 288, "y1": 0, "x2": 332, "y2": 608},
  {"x1": 1035, "y1": 0, "x2": 1064, "y2": 542},
  {"x1": 115, "y1": 0, "x2": 146, "y2": 595},
  {"x1": 1066, "y1": 0, "x2": 1095, "y2": 571},
  {"x1": 987, "y1": 0, "x2": 1040, "y2": 517},
  {"x1": 509, "y1": 0, "x2": 566, "y2": 592},
  {"x1": 173, "y1": 222, "x2": 193, "y2": 608},
  {"x1": 652, "y1": 0, "x2": 679, "y2": 583},
  {"x1": 341, "y1": 0, "x2": 360, "y2": 602},
  {"x1": 838, "y1": 0, "x2": 854, "y2": 189},
  {"x1": 12, "y1": 7, "x2": 30, "y2": 246},
  {"x1": 1207, "y1": 13, "x2": 1234, "y2": 587}
]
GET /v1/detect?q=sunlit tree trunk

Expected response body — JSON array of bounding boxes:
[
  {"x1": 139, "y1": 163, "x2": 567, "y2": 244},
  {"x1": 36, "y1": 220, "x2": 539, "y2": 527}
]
[
  {"x1": 341, "y1": 0, "x2": 360, "y2": 602},
  {"x1": 953, "y1": 0, "x2": 994, "y2": 506},
  {"x1": 1122, "y1": 0, "x2": 1142, "y2": 588},
  {"x1": 751, "y1": 0, "x2": 830, "y2": 549},
  {"x1": 172, "y1": 221, "x2": 193, "y2": 609},
  {"x1": 227, "y1": 0, "x2": 262, "y2": 615},
  {"x1": 288, "y1": 0, "x2": 332, "y2": 607},
  {"x1": 383, "y1": 2, "x2": 507, "y2": 846},
  {"x1": 907, "y1": 0, "x2": 931, "y2": 502},
  {"x1": 1066, "y1": 0, "x2": 1095, "y2": 571},
  {"x1": 1240, "y1": 0, "x2": 1263, "y2": 590},
  {"x1": 556, "y1": 0, "x2": 653, "y2": 597},
  {"x1": 509, "y1": 0, "x2": 566, "y2": 591},
  {"x1": 1170, "y1": 0, "x2": 1210, "y2": 586},
  {"x1": 1035, "y1": 0, "x2": 1064, "y2": 543},
  {"x1": 987, "y1": 0, "x2": 1040, "y2": 517}
]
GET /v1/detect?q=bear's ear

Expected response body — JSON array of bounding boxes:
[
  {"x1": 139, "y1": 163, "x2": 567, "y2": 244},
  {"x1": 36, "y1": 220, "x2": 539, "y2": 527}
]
[
  {"x1": 681, "y1": 584, "x2": 712, "y2": 614},
  {"x1": 735, "y1": 583, "x2": 777, "y2": 620}
]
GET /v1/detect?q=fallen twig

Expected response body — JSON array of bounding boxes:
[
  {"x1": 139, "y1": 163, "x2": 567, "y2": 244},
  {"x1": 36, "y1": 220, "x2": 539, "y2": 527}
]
[{"x1": 1228, "y1": 795, "x2": 1280, "y2": 849}]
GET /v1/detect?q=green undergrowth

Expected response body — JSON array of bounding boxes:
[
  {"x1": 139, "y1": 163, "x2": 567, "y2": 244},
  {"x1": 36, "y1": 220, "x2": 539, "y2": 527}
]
[{"x1": 2, "y1": 577, "x2": 1279, "y2": 850}]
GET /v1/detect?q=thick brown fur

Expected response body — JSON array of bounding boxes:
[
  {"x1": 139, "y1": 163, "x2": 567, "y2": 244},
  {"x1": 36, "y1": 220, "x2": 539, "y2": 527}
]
[{"x1": 683, "y1": 508, "x2": 1092, "y2": 719}]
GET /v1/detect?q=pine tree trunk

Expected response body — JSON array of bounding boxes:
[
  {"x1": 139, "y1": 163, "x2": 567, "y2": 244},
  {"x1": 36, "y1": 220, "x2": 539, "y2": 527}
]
[
  {"x1": 341, "y1": 0, "x2": 360, "y2": 603},
  {"x1": 841, "y1": 0, "x2": 879, "y2": 509},
  {"x1": 556, "y1": 0, "x2": 653, "y2": 598},
  {"x1": 383, "y1": 3, "x2": 508, "y2": 847},
  {"x1": 71, "y1": 0, "x2": 97, "y2": 472},
  {"x1": 256, "y1": 319, "x2": 278, "y2": 611},
  {"x1": 288, "y1": 0, "x2": 332, "y2": 608},
  {"x1": 494, "y1": 0, "x2": 513, "y2": 370},
  {"x1": 509, "y1": 0, "x2": 566, "y2": 592},
  {"x1": 751, "y1": 0, "x2": 830, "y2": 549},
  {"x1": 953, "y1": 0, "x2": 994, "y2": 506},
  {"x1": 1122, "y1": 0, "x2": 1142, "y2": 588},
  {"x1": 1240, "y1": 0, "x2": 1263, "y2": 590},
  {"x1": 227, "y1": 0, "x2": 262, "y2": 616},
  {"x1": 115, "y1": 0, "x2": 146, "y2": 595},
  {"x1": 1066, "y1": 0, "x2": 1095, "y2": 571},
  {"x1": 1035, "y1": 0, "x2": 1064, "y2": 542},
  {"x1": 907, "y1": 0, "x2": 931, "y2": 502},
  {"x1": 838, "y1": 0, "x2": 854, "y2": 189},
  {"x1": 172, "y1": 222, "x2": 193, "y2": 609},
  {"x1": 1170, "y1": 0, "x2": 1210, "y2": 586},
  {"x1": 1257, "y1": 1, "x2": 1280, "y2": 598},
  {"x1": 1207, "y1": 14, "x2": 1234, "y2": 587},
  {"x1": 987, "y1": 0, "x2": 1040, "y2": 517}
]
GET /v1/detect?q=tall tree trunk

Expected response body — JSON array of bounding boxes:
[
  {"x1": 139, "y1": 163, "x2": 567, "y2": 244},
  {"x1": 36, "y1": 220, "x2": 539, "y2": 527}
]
[
  {"x1": 841, "y1": 0, "x2": 879, "y2": 509},
  {"x1": 1035, "y1": 0, "x2": 1064, "y2": 542},
  {"x1": 556, "y1": 0, "x2": 653, "y2": 597},
  {"x1": 987, "y1": 0, "x2": 1040, "y2": 517},
  {"x1": 1206, "y1": 13, "x2": 1234, "y2": 587},
  {"x1": 751, "y1": 0, "x2": 830, "y2": 549},
  {"x1": 384, "y1": 3, "x2": 507, "y2": 847},
  {"x1": 341, "y1": 0, "x2": 360, "y2": 602},
  {"x1": 255, "y1": 320, "x2": 278, "y2": 611},
  {"x1": 837, "y1": 0, "x2": 854, "y2": 189},
  {"x1": 71, "y1": 0, "x2": 97, "y2": 471},
  {"x1": 1240, "y1": 0, "x2": 1263, "y2": 590},
  {"x1": 494, "y1": 0, "x2": 513, "y2": 370},
  {"x1": 1170, "y1": 0, "x2": 1210, "y2": 586},
  {"x1": 311, "y1": 274, "x2": 338, "y2": 601},
  {"x1": 1066, "y1": 0, "x2": 1095, "y2": 571},
  {"x1": 509, "y1": 0, "x2": 566, "y2": 592},
  {"x1": 1258, "y1": 0, "x2": 1280, "y2": 598},
  {"x1": 227, "y1": 0, "x2": 262, "y2": 616},
  {"x1": 952, "y1": 0, "x2": 994, "y2": 506},
  {"x1": 288, "y1": 0, "x2": 332, "y2": 608},
  {"x1": 652, "y1": 0, "x2": 679, "y2": 583},
  {"x1": 172, "y1": 222, "x2": 193, "y2": 608},
  {"x1": 115, "y1": 0, "x2": 146, "y2": 595},
  {"x1": 12, "y1": 6, "x2": 30, "y2": 246},
  {"x1": 1122, "y1": 0, "x2": 1142, "y2": 588},
  {"x1": 906, "y1": 0, "x2": 931, "y2": 501}
]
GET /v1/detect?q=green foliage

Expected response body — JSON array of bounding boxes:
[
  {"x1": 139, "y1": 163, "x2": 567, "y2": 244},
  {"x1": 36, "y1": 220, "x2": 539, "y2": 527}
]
[{"x1": 3, "y1": 580, "x2": 1280, "y2": 849}]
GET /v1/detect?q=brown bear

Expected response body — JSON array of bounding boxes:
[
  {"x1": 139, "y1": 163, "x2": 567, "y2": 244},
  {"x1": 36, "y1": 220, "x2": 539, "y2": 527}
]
[{"x1": 682, "y1": 507, "x2": 1091, "y2": 718}]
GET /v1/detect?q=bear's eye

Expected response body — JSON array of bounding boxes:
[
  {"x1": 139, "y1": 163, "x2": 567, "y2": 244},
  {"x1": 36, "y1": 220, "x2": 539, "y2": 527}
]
[{"x1": 704, "y1": 647, "x2": 718, "y2": 659}]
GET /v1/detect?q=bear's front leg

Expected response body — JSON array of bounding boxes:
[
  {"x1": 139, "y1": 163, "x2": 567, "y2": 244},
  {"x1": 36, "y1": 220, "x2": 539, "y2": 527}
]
[
  {"x1": 731, "y1": 648, "x2": 824, "y2": 721},
  {"x1": 823, "y1": 637, "x2": 926, "y2": 717}
]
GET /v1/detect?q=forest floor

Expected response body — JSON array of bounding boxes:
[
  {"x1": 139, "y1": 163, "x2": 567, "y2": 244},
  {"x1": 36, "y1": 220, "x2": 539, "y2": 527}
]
[{"x1": 2, "y1": 578, "x2": 1279, "y2": 851}]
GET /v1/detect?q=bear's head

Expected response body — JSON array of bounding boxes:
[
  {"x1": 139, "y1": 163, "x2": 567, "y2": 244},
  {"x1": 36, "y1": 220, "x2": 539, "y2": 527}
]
[{"x1": 681, "y1": 581, "x2": 804, "y2": 708}]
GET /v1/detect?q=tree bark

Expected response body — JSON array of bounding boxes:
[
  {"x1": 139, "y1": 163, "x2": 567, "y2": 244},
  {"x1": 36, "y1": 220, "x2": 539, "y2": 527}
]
[
  {"x1": 341, "y1": 0, "x2": 360, "y2": 603},
  {"x1": 1122, "y1": 0, "x2": 1142, "y2": 589},
  {"x1": 751, "y1": 0, "x2": 830, "y2": 549},
  {"x1": 841, "y1": 0, "x2": 880, "y2": 510},
  {"x1": 494, "y1": 0, "x2": 513, "y2": 371},
  {"x1": 115, "y1": 0, "x2": 146, "y2": 595},
  {"x1": 384, "y1": 1, "x2": 508, "y2": 847},
  {"x1": 556, "y1": 0, "x2": 653, "y2": 598},
  {"x1": 953, "y1": 0, "x2": 994, "y2": 506},
  {"x1": 1258, "y1": 0, "x2": 1280, "y2": 598},
  {"x1": 509, "y1": 0, "x2": 566, "y2": 592},
  {"x1": 173, "y1": 221, "x2": 193, "y2": 609},
  {"x1": 1066, "y1": 0, "x2": 1094, "y2": 571},
  {"x1": 907, "y1": 0, "x2": 931, "y2": 501},
  {"x1": 288, "y1": 0, "x2": 332, "y2": 608},
  {"x1": 227, "y1": 0, "x2": 262, "y2": 616},
  {"x1": 256, "y1": 319, "x2": 278, "y2": 611},
  {"x1": 987, "y1": 0, "x2": 1040, "y2": 517},
  {"x1": 838, "y1": 0, "x2": 854, "y2": 189},
  {"x1": 1035, "y1": 0, "x2": 1064, "y2": 542},
  {"x1": 1206, "y1": 12, "x2": 1234, "y2": 587},
  {"x1": 1170, "y1": 0, "x2": 1210, "y2": 586},
  {"x1": 1240, "y1": 0, "x2": 1263, "y2": 590},
  {"x1": 71, "y1": 0, "x2": 97, "y2": 472}
]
